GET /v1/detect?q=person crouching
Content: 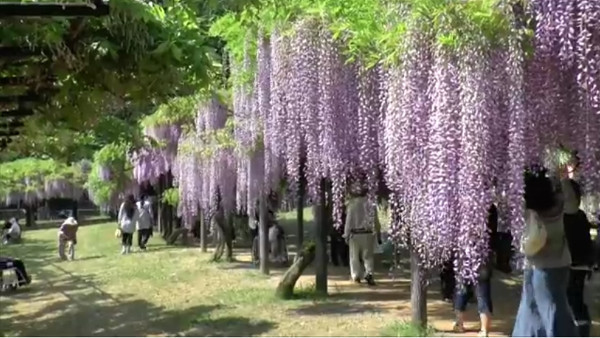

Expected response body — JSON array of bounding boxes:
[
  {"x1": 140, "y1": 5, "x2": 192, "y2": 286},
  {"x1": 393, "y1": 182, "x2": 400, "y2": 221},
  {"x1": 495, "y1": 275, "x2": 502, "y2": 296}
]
[{"x1": 58, "y1": 217, "x2": 79, "y2": 261}]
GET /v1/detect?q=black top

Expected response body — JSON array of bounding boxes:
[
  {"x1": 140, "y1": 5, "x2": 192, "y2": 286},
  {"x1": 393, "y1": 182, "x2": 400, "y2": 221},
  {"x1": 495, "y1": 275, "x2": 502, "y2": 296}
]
[{"x1": 564, "y1": 209, "x2": 594, "y2": 267}]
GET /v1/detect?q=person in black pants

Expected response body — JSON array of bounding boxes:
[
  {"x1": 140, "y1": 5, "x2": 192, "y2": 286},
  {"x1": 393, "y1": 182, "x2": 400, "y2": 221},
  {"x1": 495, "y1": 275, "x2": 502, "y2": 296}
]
[
  {"x1": 330, "y1": 206, "x2": 349, "y2": 267},
  {"x1": 440, "y1": 257, "x2": 455, "y2": 302},
  {"x1": 564, "y1": 180, "x2": 594, "y2": 337}
]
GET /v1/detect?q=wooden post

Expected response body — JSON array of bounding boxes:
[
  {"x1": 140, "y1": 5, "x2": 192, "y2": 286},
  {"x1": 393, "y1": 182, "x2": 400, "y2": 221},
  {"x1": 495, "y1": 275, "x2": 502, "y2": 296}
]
[
  {"x1": 259, "y1": 193, "x2": 270, "y2": 275},
  {"x1": 410, "y1": 250, "x2": 427, "y2": 328},
  {"x1": 199, "y1": 211, "x2": 207, "y2": 253},
  {"x1": 315, "y1": 179, "x2": 328, "y2": 295}
]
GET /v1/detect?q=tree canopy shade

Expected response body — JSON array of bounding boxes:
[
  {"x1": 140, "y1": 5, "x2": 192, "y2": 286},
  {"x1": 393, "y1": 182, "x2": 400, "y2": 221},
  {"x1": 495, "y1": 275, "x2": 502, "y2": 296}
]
[
  {"x1": 0, "y1": 0, "x2": 109, "y2": 17},
  {"x1": 0, "y1": 0, "x2": 226, "y2": 158}
]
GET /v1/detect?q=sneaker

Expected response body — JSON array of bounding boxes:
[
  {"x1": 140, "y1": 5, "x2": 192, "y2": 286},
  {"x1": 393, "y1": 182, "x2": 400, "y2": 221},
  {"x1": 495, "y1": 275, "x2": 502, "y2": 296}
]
[
  {"x1": 453, "y1": 322, "x2": 465, "y2": 333},
  {"x1": 478, "y1": 330, "x2": 489, "y2": 337},
  {"x1": 352, "y1": 277, "x2": 361, "y2": 284},
  {"x1": 365, "y1": 273, "x2": 376, "y2": 286}
]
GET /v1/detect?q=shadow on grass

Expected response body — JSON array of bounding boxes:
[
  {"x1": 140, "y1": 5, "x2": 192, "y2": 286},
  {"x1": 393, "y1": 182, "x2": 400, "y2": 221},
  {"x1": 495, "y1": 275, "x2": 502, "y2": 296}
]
[
  {"x1": 183, "y1": 316, "x2": 276, "y2": 337},
  {"x1": 0, "y1": 268, "x2": 276, "y2": 337},
  {"x1": 292, "y1": 301, "x2": 383, "y2": 315}
]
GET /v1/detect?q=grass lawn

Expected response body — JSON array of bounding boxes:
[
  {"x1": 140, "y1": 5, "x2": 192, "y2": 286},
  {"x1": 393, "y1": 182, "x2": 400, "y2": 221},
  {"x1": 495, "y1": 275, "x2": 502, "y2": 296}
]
[{"x1": 1, "y1": 212, "x2": 599, "y2": 337}]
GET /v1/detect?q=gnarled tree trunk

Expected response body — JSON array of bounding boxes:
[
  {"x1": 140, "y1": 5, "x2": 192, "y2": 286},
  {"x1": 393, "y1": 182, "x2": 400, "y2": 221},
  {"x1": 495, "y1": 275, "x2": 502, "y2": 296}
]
[
  {"x1": 259, "y1": 193, "x2": 270, "y2": 275},
  {"x1": 410, "y1": 250, "x2": 427, "y2": 328},
  {"x1": 276, "y1": 243, "x2": 316, "y2": 299},
  {"x1": 199, "y1": 212, "x2": 207, "y2": 253},
  {"x1": 212, "y1": 212, "x2": 234, "y2": 262},
  {"x1": 315, "y1": 179, "x2": 328, "y2": 295}
]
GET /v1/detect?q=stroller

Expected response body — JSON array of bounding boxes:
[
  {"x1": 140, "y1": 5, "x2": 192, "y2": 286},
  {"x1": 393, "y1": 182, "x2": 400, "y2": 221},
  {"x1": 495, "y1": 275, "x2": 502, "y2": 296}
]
[{"x1": 0, "y1": 257, "x2": 32, "y2": 291}]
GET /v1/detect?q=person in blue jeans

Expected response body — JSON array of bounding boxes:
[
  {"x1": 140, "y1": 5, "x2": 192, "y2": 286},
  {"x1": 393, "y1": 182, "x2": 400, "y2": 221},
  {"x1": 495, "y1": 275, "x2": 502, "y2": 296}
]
[
  {"x1": 512, "y1": 167, "x2": 578, "y2": 337},
  {"x1": 453, "y1": 205, "x2": 497, "y2": 337}
]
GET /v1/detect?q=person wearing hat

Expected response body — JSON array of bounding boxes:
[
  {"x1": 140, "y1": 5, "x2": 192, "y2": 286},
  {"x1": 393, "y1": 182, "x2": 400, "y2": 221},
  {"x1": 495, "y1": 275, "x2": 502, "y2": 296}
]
[
  {"x1": 58, "y1": 217, "x2": 79, "y2": 261},
  {"x1": 343, "y1": 182, "x2": 382, "y2": 286}
]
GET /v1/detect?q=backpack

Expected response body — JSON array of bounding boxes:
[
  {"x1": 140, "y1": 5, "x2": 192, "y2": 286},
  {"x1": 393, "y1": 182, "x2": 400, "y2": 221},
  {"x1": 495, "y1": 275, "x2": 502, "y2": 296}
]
[{"x1": 520, "y1": 209, "x2": 548, "y2": 257}]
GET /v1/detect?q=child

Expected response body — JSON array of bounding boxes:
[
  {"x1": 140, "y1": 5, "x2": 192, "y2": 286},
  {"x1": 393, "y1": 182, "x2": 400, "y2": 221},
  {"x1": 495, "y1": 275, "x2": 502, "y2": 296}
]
[{"x1": 58, "y1": 217, "x2": 79, "y2": 261}]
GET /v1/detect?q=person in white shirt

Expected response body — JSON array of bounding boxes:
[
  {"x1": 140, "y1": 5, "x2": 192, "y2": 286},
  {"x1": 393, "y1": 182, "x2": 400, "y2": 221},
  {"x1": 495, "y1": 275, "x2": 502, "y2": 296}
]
[
  {"x1": 344, "y1": 183, "x2": 382, "y2": 286},
  {"x1": 2, "y1": 218, "x2": 21, "y2": 244},
  {"x1": 117, "y1": 194, "x2": 137, "y2": 254},
  {"x1": 135, "y1": 195, "x2": 154, "y2": 251}
]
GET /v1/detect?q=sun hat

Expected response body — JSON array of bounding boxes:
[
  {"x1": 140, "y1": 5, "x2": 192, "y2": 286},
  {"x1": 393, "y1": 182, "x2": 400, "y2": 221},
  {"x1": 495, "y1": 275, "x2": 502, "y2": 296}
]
[{"x1": 62, "y1": 217, "x2": 78, "y2": 226}]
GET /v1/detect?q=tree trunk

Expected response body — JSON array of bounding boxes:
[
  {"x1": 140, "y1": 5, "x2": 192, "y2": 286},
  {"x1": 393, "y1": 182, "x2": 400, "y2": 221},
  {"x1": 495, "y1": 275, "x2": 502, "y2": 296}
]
[
  {"x1": 199, "y1": 212, "x2": 207, "y2": 253},
  {"x1": 71, "y1": 199, "x2": 79, "y2": 220},
  {"x1": 296, "y1": 164, "x2": 305, "y2": 253},
  {"x1": 211, "y1": 213, "x2": 234, "y2": 262},
  {"x1": 24, "y1": 204, "x2": 35, "y2": 227},
  {"x1": 315, "y1": 179, "x2": 328, "y2": 295},
  {"x1": 410, "y1": 250, "x2": 427, "y2": 328},
  {"x1": 157, "y1": 174, "x2": 164, "y2": 235},
  {"x1": 166, "y1": 227, "x2": 188, "y2": 245},
  {"x1": 224, "y1": 213, "x2": 234, "y2": 262},
  {"x1": 212, "y1": 226, "x2": 225, "y2": 261},
  {"x1": 259, "y1": 193, "x2": 270, "y2": 275},
  {"x1": 276, "y1": 243, "x2": 316, "y2": 299}
]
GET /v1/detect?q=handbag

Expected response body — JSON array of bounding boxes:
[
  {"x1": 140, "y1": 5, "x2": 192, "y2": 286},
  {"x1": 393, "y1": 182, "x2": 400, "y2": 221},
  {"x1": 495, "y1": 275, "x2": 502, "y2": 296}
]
[
  {"x1": 520, "y1": 209, "x2": 547, "y2": 257},
  {"x1": 115, "y1": 228, "x2": 122, "y2": 238}
]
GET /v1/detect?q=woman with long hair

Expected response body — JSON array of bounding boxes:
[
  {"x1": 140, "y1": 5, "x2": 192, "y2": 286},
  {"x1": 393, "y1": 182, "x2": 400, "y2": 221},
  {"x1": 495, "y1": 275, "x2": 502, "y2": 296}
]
[
  {"x1": 117, "y1": 194, "x2": 137, "y2": 254},
  {"x1": 512, "y1": 166, "x2": 578, "y2": 337}
]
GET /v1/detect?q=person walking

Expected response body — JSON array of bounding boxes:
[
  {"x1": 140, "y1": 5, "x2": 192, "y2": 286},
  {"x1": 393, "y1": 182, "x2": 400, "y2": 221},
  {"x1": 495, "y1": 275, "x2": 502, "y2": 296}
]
[
  {"x1": 512, "y1": 166, "x2": 578, "y2": 337},
  {"x1": 563, "y1": 179, "x2": 594, "y2": 337},
  {"x1": 453, "y1": 205, "x2": 498, "y2": 337},
  {"x1": 135, "y1": 195, "x2": 154, "y2": 251},
  {"x1": 117, "y1": 194, "x2": 137, "y2": 255},
  {"x1": 343, "y1": 183, "x2": 382, "y2": 286},
  {"x1": 58, "y1": 217, "x2": 78, "y2": 260}
]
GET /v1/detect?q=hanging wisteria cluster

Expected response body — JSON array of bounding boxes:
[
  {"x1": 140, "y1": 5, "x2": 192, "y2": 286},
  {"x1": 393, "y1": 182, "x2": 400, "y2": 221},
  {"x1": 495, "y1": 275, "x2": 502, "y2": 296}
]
[
  {"x1": 169, "y1": 0, "x2": 600, "y2": 280},
  {"x1": 0, "y1": 159, "x2": 87, "y2": 207},
  {"x1": 173, "y1": 96, "x2": 236, "y2": 228},
  {"x1": 132, "y1": 123, "x2": 182, "y2": 185},
  {"x1": 524, "y1": 0, "x2": 600, "y2": 193}
]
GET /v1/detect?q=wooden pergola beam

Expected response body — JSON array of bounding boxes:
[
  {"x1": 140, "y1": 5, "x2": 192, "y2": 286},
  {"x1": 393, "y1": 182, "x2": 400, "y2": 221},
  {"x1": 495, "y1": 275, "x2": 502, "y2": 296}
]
[
  {"x1": 0, "y1": 76, "x2": 31, "y2": 86},
  {"x1": 0, "y1": 109, "x2": 34, "y2": 118},
  {"x1": 1, "y1": 120, "x2": 25, "y2": 129},
  {"x1": 0, "y1": 130, "x2": 20, "y2": 137},
  {"x1": 0, "y1": 46, "x2": 41, "y2": 59},
  {"x1": 0, "y1": 93, "x2": 43, "y2": 105},
  {"x1": 0, "y1": 1, "x2": 109, "y2": 17}
]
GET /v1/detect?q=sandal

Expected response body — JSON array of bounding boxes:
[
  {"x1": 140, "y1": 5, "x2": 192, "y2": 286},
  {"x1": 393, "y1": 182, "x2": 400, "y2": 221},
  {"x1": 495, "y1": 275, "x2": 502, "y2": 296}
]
[{"x1": 452, "y1": 322, "x2": 465, "y2": 333}]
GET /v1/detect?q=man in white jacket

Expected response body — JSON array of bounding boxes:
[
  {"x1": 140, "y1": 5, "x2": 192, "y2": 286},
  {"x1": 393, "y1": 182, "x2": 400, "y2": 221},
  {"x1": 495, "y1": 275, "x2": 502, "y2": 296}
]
[
  {"x1": 344, "y1": 184, "x2": 381, "y2": 286},
  {"x1": 135, "y1": 195, "x2": 154, "y2": 251}
]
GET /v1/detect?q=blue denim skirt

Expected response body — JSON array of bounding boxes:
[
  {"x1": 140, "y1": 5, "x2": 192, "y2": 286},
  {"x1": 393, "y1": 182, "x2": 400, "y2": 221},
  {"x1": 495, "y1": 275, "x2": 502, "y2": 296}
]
[{"x1": 512, "y1": 267, "x2": 576, "y2": 337}]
